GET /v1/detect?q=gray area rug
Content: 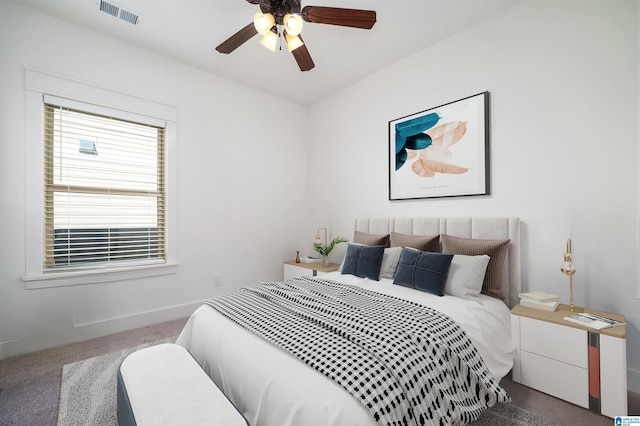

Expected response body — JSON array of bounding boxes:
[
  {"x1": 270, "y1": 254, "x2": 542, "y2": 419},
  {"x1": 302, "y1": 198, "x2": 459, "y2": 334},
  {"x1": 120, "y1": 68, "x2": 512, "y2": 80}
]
[
  {"x1": 57, "y1": 336, "x2": 176, "y2": 426},
  {"x1": 58, "y1": 340, "x2": 558, "y2": 426},
  {"x1": 470, "y1": 402, "x2": 559, "y2": 425}
]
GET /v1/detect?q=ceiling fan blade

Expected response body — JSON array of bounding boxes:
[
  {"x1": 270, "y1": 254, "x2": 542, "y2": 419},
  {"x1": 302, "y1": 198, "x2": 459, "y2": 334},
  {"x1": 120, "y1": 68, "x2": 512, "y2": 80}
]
[
  {"x1": 292, "y1": 36, "x2": 315, "y2": 71},
  {"x1": 215, "y1": 22, "x2": 258, "y2": 54},
  {"x1": 301, "y1": 6, "x2": 376, "y2": 29}
]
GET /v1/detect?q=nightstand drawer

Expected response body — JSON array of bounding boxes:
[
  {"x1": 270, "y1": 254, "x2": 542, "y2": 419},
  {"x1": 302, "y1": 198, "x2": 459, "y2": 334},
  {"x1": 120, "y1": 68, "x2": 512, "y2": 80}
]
[
  {"x1": 521, "y1": 316, "x2": 587, "y2": 368},
  {"x1": 520, "y1": 351, "x2": 588, "y2": 407}
]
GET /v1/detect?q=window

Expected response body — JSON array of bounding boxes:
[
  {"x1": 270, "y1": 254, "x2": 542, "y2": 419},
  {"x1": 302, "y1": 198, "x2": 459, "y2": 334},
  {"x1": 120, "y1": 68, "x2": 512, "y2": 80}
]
[
  {"x1": 43, "y1": 97, "x2": 165, "y2": 271},
  {"x1": 23, "y1": 69, "x2": 177, "y2": 288}
]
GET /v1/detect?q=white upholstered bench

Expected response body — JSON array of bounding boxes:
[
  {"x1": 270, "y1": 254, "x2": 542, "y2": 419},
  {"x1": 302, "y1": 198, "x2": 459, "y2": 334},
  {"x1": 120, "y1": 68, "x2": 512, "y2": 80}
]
[{"x1": 117, "y1": 343, "x2": 247, "y2": 426}]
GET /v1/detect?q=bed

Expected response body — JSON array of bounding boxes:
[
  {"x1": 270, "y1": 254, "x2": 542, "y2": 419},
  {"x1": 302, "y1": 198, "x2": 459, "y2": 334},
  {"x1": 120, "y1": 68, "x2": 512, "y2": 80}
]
[{"x1": 176, "y1": 217, "x2": 521, "y2": 425}]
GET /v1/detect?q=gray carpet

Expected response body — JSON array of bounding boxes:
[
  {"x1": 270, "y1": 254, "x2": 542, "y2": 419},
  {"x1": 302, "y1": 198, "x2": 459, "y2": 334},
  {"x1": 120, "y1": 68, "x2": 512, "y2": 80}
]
[
  {"x1": 469, "y1": 402, "x2": 559, "y2": 425},
  {"x1": 58, "y1": 339, "x2": 559, "y2": 426},
  {"x1": 57, "y1": 336, "x2": 176, "y2": 426}
]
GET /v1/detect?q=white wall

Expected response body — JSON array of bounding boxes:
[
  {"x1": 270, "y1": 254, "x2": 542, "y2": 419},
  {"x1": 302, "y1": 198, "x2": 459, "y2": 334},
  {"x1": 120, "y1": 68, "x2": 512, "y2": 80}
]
[
  {"x1": 0, "y1": 0, "x2": 309, "y2": 358},
  {"x1": 307, "y1": 0, "x2": 640, "y2": 391}
]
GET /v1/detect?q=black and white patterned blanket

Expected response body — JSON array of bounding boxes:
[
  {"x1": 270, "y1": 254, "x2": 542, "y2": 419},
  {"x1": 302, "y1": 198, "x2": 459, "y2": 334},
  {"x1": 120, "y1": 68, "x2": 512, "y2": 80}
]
[{"x1": 205, "y1": 277, "x2": 510, "y2": 425}]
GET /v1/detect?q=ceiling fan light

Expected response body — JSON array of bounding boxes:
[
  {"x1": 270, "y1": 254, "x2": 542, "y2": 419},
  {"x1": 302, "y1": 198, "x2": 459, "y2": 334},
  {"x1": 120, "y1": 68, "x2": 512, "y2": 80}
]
[
  {"x1": 253, "y1": 12, "x2": 275, "y2": 35},
  {"x1": 285, "y1": 32, "x2": 304, "y2": 52},
  {"x1": 260, "y1": 30, "x2": 278, "y2": 52},
  {"x1": 283, "y1": 13, "x2": 303, "y2": 36}
]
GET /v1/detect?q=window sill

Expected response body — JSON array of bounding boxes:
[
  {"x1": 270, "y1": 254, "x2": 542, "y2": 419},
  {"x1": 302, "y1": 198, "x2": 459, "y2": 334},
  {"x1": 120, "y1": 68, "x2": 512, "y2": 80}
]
[{"x1": 22, "y1": 263, "x2": 178, "y2": 290}]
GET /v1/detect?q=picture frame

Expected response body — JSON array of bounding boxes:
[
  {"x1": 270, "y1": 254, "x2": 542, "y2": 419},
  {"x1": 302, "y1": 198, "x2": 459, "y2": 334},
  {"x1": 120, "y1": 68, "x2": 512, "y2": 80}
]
[{"x1": 389, "y1": 92, "x2": 490, "y2": 200}]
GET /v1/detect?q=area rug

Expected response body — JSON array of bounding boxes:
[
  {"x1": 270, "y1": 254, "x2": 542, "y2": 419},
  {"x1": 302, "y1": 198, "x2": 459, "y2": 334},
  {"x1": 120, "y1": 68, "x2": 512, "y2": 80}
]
[
  {"x1": 57, "y1": 336, "x2": 176, "y2": 426},
  {"x1": 469, "y1": 402, "x2": 559, "y2": 425},
  {"x1": 58, "y1": 340, "x2": 558, "y2": 426}
]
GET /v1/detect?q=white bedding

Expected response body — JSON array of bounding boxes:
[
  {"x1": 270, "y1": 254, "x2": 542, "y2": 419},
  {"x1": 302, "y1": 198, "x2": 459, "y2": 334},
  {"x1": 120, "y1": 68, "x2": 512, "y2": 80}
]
[{"x1": 176, "y1": 272, "x2": 514, "y2": 426}]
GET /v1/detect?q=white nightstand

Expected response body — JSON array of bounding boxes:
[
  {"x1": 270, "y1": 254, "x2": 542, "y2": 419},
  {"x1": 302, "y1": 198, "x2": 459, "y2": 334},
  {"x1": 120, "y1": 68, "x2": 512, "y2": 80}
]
[
  {"x1": 511, "y1": 304, "x2": 627, "y2": 417},
  {"x1": 283, "y1": 260, "x2": 340, "y2": 280}
]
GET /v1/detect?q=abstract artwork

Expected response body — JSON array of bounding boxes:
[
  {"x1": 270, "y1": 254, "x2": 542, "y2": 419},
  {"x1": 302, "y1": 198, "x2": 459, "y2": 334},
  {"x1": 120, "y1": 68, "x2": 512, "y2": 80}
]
[{"x1": 389, "y1": 92, "x2": 489, "y2": 200}]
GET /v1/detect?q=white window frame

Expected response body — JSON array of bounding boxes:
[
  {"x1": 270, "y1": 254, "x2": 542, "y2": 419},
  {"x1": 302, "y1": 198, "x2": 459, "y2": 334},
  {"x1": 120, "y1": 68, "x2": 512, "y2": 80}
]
[{"x1": 22, "y1": 69, "x2": 178, "y2": 289}]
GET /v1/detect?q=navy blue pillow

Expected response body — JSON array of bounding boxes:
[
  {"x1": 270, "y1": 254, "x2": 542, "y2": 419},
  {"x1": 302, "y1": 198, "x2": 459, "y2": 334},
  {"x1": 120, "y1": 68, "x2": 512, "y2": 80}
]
[
  {"x1": 393, "y1": 247, "x2": 454, "y2": 296},
  {"x1": 341, "y1": 244, "x2": 385, "y2": 280}
]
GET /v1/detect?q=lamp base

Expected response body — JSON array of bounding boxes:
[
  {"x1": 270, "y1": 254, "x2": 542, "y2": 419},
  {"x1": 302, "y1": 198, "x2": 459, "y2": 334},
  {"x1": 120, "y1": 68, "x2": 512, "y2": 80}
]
[
  {"x1": 558, "y1": 304, "x2": 584, "y2": 313},
  {"x1": 569, "y1": 275, "x2": 574, "y2": 312}
]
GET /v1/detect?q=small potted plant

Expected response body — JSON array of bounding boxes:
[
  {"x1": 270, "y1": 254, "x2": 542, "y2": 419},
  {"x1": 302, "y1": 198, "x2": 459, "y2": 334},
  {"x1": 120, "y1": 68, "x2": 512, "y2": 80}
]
[{"x1": 313, "y1": 236, "x2": 348, "y2": 266}]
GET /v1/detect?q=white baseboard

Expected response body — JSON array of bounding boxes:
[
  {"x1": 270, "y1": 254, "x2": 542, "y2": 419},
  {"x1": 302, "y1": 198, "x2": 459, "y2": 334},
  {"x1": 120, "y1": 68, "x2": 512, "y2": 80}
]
[
  {"x1": 71, "y1": 300, "x2": 202, "y2": 329},
  {"x1": 0, "y1": 300, "x2": 203, "y2": 360},
  {"x1": 629, "y1": 367, "x2": 640, "y2": 394}
]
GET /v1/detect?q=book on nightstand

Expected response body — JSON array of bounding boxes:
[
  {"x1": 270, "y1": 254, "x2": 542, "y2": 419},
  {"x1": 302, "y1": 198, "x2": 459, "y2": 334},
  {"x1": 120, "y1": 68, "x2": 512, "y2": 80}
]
[
  {"x1": 299, "y1": 256, "x2": 321, "y2": 263},
  {"x1": 563, "y1": 312, "x2": 626, "y2": 330},
  {"x1": 519, "y1": 292, "x2": 561, "y2": 303},
  {"x1": 519, "y1": 292, "x2": 560, "y2": 311},
  {"x1": 520, "y1": 298, "x2": 559, "y2": 311}
]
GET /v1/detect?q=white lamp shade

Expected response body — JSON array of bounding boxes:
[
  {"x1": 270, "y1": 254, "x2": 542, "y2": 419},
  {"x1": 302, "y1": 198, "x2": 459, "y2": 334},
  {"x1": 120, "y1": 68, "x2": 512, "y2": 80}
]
[
  {"x1": 283, "y1": 13, "x2": 303, "y2": 36},
  {"x1": 285, "y1": 32, "x2": 304, "y2": 52},
  {"x1": 260, "y1": 30, "x2": 278, "y2": 52},
  {"x1": 253, "y1": 12, "x2": 275, "y2": 35}
]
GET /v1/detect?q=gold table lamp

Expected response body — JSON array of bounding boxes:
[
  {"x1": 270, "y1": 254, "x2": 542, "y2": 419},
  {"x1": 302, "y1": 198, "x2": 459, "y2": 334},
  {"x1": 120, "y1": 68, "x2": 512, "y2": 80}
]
[{"x1": 560, "y1": 238, "x2": 576, "y2": 311}]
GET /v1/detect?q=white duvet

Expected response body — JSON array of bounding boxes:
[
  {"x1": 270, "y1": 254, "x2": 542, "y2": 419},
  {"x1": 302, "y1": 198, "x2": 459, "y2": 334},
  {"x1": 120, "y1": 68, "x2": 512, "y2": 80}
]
[{"x1": 176, "y1": 272, "x2": 514, "y2": 426}]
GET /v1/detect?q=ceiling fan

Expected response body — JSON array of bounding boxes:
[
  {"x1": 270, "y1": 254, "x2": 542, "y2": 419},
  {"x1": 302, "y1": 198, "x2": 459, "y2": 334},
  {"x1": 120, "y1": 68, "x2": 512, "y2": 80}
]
[{"x1": 216, "y1": 0, "x2": 376, "y2": 71}]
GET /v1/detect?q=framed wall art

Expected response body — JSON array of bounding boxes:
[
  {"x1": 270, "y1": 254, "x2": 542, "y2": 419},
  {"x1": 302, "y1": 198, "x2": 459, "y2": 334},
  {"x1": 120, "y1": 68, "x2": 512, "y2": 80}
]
[{"x1": 389, "y1": 92, "x2": 490, "y2": 200}]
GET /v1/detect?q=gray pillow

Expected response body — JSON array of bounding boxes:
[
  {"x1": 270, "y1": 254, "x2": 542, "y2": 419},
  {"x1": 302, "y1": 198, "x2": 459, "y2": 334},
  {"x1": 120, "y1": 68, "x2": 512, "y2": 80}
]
[
  {"x1": 379, "y1": 247, "x2": 403, "y2": 279},
  {"x1": 444, "y1": 254, "x2": 490, "y2": 303}
]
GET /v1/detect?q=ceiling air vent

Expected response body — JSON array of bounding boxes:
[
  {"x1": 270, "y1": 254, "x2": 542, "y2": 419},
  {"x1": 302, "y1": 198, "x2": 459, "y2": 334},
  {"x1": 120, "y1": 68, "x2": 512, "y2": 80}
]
[{"x1": 97, "y1": 0, "x2": 142, "y2": 25}]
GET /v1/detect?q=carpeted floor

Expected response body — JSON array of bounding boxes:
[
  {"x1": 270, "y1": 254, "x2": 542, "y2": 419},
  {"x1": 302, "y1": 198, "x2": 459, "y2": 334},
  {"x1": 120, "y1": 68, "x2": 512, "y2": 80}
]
[
  {"x1": 56, "y1": 338, "x2": 558, "y2": 426},
  {"x1": 57, "y1": 336, "x2": 176, "y2": 426},
  {"x1": 0, "y1": 318, "x2": 188, "y2": 426},
  {"x1": 471, "y1": 403, "x2": 558, "y2": 425},
  {"x1": 1, "y1": 317, "x2": 638, "y2": 425}
]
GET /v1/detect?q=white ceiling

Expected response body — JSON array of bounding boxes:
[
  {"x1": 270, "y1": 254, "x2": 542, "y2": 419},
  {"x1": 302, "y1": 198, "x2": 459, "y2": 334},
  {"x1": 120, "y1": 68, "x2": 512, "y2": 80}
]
[{"x1": 11, "y1": 0, "x2": 519, "y2": 106}]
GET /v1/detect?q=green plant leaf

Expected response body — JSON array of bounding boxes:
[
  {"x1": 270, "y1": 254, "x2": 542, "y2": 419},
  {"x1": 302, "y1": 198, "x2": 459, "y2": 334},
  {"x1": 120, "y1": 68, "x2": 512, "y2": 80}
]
[{"x1": 312, "y1": 236, "x2": 348, "y2": 256}]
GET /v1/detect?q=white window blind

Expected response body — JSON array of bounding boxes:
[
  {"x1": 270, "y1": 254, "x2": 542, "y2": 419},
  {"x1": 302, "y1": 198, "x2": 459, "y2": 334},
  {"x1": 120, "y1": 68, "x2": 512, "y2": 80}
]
[{"x1": 44, "y1": 98, "x2": 166, "y2": 270}]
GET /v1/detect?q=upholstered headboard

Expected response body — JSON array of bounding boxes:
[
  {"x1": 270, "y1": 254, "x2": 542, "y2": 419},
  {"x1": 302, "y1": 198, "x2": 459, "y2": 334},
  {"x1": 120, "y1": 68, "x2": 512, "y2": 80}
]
[{"x1": 354, "y1": 217, "x2": 521, "y2": 308}]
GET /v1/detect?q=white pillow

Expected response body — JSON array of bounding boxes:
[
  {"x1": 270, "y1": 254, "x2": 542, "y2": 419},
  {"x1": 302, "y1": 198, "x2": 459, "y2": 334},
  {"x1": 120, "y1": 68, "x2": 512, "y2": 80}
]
[
  {"x1": 379, "y1": 247, "x2": 403, "y2": 279},
  {"x1": 444, "y1": 254, "x2": 490, "y2": 303}
]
